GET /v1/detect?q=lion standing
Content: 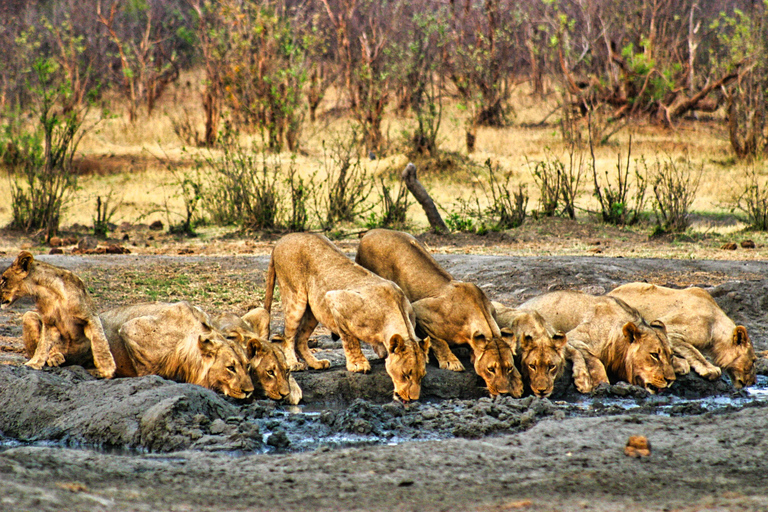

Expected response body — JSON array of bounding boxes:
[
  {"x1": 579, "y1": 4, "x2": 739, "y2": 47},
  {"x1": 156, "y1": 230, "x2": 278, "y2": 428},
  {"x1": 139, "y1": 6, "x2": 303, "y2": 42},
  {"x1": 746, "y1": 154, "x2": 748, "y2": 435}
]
[
  {"x1": 264, "y1": 233, "x2": 429, "y2": 402},
  {"x1": 0, "y1": 251, "x2": 116, "y2": 378}
]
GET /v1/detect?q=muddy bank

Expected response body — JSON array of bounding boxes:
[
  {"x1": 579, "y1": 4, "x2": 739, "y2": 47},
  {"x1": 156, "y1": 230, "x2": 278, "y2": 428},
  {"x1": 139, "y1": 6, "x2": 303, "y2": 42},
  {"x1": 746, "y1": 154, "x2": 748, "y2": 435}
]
[{"x1": 2, "y1": 253, "x2": 768, "y2": 511}]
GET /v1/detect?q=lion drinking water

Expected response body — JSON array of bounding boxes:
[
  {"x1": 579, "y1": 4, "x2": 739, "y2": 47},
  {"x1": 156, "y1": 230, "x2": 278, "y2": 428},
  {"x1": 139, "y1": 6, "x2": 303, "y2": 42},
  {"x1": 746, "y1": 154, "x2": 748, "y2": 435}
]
[
  {"x1": 265, "y1": 233, "x2": 429, "y2": 402},
  {"x1": 609, "y1": 282, "x2": 756, "y2": 388},
  {"x1": 356, "y1": 229, "x2": 522, "y2": 397},
  {"x1": 100, "y1": 302, "x2": 254, "y2": 399},
  {"x1": 0, "y1": 251, "x2": 116, "y2": 378},
  {"x1": 520, "y1": 291, "x2": 677, "y2": 394}
]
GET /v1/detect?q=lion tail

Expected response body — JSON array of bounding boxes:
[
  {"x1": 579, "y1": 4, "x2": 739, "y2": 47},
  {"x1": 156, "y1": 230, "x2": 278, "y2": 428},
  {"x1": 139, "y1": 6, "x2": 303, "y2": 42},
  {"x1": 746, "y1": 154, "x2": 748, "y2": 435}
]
[{"x1": 264, "y1": 253, "x2": 276, "y2": 314}]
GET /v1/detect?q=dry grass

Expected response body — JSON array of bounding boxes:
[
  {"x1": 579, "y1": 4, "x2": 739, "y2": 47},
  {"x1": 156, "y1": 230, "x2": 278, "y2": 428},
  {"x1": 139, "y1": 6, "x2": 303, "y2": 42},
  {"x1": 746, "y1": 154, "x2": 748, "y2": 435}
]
[{"x1": 0, "y1": 73, "x2": 754, "y2": 237}]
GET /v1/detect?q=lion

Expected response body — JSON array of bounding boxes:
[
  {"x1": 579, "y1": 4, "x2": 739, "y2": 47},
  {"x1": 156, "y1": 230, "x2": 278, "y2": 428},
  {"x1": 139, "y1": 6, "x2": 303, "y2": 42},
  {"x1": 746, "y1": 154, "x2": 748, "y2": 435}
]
[
  {"x1": 356, "y1": 229, "x2": 522, "y2": 397},
  {"x1": 0, "y1": 251, "x2": 116, "y2": 378},
  {"x1": 264, "y1": 233, "x2": 430, "y2": 402},
  {"x1": 211, "y1": 308, "x2": 303, "y2": 405},
  {"x1": 608, "y1": 282, "x2": 756, "y2": 388},
  {"x1": 519, "y1": 291, "x2": 676, "y2": 394},
  {"x1": 490, "y1": 301, "x2": 596, "y2": 397},
  {"x1": 100, "y1": 302, "x2": 254, "y2": 399}
]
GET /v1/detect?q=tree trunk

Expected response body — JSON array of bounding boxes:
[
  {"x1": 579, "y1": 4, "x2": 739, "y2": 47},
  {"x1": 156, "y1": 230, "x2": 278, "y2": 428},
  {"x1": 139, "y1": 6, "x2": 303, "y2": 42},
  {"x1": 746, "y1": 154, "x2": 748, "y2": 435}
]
[{"x1": 401, "y1": 163, "x2": 448, "y2": 234}]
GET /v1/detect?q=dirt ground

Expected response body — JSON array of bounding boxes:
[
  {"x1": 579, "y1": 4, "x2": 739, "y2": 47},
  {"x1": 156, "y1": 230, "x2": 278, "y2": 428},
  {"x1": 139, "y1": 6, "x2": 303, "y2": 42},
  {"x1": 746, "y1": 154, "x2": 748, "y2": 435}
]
[{"x1": 1, "y1": 222, "x2": 768, "y2": 512}]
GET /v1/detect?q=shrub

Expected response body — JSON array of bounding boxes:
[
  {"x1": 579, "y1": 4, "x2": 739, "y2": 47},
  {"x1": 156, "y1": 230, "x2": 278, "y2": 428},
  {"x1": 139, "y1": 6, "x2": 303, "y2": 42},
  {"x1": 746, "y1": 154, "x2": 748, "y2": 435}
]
[
  {"x1": 651, "y1": 155, "x2": 702, "y2": 233},
  {"x1": 731, "y1": 163, "x2": 768, "y2": 230},
  {"x1": 591, "y1": 135, "x2": 648, "y2": 225}
]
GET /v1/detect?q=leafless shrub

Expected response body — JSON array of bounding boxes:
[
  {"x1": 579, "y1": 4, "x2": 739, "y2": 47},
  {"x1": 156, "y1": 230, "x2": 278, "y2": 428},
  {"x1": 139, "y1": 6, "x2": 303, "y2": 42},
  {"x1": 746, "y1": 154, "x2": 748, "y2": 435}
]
[
  {"x1": 651, "y1": 155, "x2": 702, "y2": 233},
  {"x1": 730, "y1": 163, "x2": 768, "y2": 230},
  {"x1": 591, "y1": 135, "x2": 648, "y2": 225}
]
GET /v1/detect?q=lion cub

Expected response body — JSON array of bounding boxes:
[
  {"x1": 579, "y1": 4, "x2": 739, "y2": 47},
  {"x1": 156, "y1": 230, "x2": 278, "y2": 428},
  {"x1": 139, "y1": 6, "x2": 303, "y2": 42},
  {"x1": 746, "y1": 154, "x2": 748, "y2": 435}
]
[
  {"x1": 211, "y1": 308, "x2": 303, "y2": 405},
  {"x1": 520, "y1": 291, "x2": 677, "y2": 394},
  {"x1": 356, "y1": 229, "x2": 522, "y2": 397},
  {"x1": 264, "y1": 233, "x2": 430, "y2": 402},
  {"x1": 0, "y1": 251, "x2": 116, "y2": 378},
  {"x1": 609, "y1": 282, "x2": 756, "y2": 388}
]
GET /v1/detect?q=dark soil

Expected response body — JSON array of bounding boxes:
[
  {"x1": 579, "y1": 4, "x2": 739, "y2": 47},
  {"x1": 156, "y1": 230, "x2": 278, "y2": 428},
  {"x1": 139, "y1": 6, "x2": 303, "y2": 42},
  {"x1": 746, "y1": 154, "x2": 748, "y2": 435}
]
[{"x1": 1, "y1": 249, "x2": 768, "y2": 511}]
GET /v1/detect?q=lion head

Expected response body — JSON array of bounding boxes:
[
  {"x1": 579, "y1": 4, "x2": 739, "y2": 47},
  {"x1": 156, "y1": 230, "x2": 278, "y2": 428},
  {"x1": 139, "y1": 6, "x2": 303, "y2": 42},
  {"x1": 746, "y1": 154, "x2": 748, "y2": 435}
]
[
  {"x1": 195, "y1": 327, "x2": 255, "y2": 400},
  {"x1": 0, "y1": 251, "x2": 34, "y2": 309},
  {"x1": 471, "y1": 333, "x2": 521, "y2": 397},
  {"x1": 715, "y1": 326, "x2": 756, "y2": 389},
  {"x1": 212, "y1": 311, "x2": 293, "y2": 401},
  {"x1": 621, "y1": 320, "x2": 676, "y2": 394},
  {"x1": 385, "y1": 334, "x2": 430, "y2": 402},
  {"x1": 519, "y1": 329, "x2": 568, "y2": 398}
]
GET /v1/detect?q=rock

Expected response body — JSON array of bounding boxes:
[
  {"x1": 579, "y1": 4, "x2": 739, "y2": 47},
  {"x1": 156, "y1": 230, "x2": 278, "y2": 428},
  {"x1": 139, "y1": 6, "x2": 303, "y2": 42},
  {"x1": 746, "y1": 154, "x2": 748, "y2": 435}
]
[
  {"x1": 49, "y1": 236, "x2": 62, "y2": 247},
  {"x1": 49, "y1": 248, "x2": 63, "y2": 255},
  {"x1": 77, "y1": 237, "x2": 98, "y2": 251},
  {"x1": 209, "y1": 419, "x2": 228, "y2": 435},
  {"x1": 741, "y1": 239, "x2": 756, "y2": 249},
  {"x1": 266, "y1": 429, "x2": 290, "y2": 448},
  {"x1": 624, "y1": 435, "x2": 651, "y2": 457},
  {"x1": 720, "y1": 242, "x2": 737, "y2": 251},
  {"x1": 149, "y1": 220, "x2": 164, "y2": 231}
]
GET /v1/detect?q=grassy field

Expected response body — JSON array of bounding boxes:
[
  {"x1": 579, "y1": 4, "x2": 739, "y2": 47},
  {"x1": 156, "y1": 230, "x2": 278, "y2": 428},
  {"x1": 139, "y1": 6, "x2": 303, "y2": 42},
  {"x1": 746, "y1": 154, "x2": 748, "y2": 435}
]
[{"x1": 0, "y1": 72, "x2": 758, "y2": 240}]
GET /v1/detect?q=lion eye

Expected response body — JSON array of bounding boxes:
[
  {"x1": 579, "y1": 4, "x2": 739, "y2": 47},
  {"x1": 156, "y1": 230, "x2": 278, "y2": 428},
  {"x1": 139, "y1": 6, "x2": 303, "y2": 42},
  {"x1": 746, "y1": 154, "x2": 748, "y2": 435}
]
[
  {"x1": 650, "y1": 353, "x2": 660, "y2": 361},
  {"x1": 267, "y1": 369, "x2": 275, "y2": 377},
  {"x1": 528, "y1": 364, "x2": 536, "y2": 371},
  {"x1": 227, "y1": 365, "x2": 236, "y2": 373},
  {"x1": 549, "y1": 364, "x2": 557, "y2": 373}
]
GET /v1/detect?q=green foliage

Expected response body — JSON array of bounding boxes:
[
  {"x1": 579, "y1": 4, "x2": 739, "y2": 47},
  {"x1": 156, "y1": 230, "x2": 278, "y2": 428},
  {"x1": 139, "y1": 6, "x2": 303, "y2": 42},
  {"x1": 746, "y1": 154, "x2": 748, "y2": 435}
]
[{"x1": 591, "y1": 136, "x2": 648, "y2": 226}]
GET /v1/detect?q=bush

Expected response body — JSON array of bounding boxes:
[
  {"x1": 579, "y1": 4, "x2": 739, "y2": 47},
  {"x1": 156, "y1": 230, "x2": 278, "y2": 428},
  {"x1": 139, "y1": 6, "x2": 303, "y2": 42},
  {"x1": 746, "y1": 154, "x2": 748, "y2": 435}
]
[
  {"x1": 365, "y1": 178, "x2": 410, "y2": 229},
  {"x1": 591, "y1": 135, "x2": 648, "y2": 226},
  {"x1": 731, "y1": 163, "x2": 768, "y2": 230},
  {"x1": 651, "y1": 155, "x2": 702, "y2": 233}
]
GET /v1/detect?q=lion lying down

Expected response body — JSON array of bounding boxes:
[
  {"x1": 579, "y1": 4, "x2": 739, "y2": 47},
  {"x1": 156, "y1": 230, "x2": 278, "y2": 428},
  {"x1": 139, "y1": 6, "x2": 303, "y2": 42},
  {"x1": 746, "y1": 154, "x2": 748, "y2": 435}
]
[
  {"x1": 491, "y1": 301, "x2": 595, "y2": 396},
  {"x1": 211, "y1": 308, "x2": 303, "y2": 405},
  {"x1": 100, "y1": 302, "x2": 254, "y2": 399},
  {"x1": 519, "y1": 291, "x2": 677, "y2": 394},
  {"x1": 1, "y1": 251, "x2": 116, "y2": 378},
  {"x1": 356, "y1": 229, "x2": 522, "y2": 397},
  {"x1": 608, "y1": 282, "x2": 756, "y2": 388},
  {"x1": 265, "y1": 233, "x2": 429, "y2": 402}
]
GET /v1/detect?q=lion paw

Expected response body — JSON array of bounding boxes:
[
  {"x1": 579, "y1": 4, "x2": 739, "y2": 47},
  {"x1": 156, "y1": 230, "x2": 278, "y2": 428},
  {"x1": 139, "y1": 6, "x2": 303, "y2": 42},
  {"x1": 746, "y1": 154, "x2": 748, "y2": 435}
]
[
  {"x1": 96, "y1": 364, "x2": 116, "y2": 379},
  {"x1": 510, "y1": 376, "x2": 524, "y2": 398},
  {"x1": 347, "y1": 360, "x2": 371, "y2": 373},
  {"x1": 46, "y1": 351, "x2": 66, "y2": 367},
  {"x1": 438, "y1": 359, "x2": 465, "y2": 372},
  {"x1": 573, "y1": 372, "x2": 593, "y2": 394},
  {"x1": 25, "y1": 359, "x2": 45, "y2": 370},
  {"x1": 309, "y1": 359, "x2": 331, "y2": 370},
  {"x1": 289, "y1": 361, "x2": 309, "y2": 372},
  {"x1": 700, "y1": 365, "x2": 722, "y2": 380}
]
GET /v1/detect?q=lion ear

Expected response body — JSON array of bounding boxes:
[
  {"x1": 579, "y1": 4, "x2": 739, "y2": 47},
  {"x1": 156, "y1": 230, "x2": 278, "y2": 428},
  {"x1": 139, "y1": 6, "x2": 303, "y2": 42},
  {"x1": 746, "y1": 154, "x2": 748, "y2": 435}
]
[
  {"x1": 552, "y1": 331, "x2": 567, "y2": 350},
  {"x1": 198, "y1": 335, "x2": 219, "y2": 357},
  {"x1": 520, "y1": 334, "x2": 534, "y2": 352},
  {"x1": 733, "y1": 326, "x2": 750, "y2": 346},
  {"x1": 14, "y1": 251, "x2": 34, "y2": 274},
  {"x1": 389, "y1": 334, "x2": 406, "y2": 354},
  {"x1": 246, "y1": 336, "x2": 265, "y2": 361},
  {"x1": 500, "y1": 327, "x2": 516, "y2": 349},
  {"x1": 418, "y1": 336, "x2": 431, "y2": 355},
  {"x1": 622, "y1": 322, "x2": 641, "y2": 343}
]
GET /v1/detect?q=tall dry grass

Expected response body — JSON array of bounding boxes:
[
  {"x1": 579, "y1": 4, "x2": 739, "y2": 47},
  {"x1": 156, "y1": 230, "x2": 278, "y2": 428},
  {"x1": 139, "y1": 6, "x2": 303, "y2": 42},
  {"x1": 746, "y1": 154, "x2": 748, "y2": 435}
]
[{"x1": 0, "y1": 72, "x2": 747, "y2": 233}]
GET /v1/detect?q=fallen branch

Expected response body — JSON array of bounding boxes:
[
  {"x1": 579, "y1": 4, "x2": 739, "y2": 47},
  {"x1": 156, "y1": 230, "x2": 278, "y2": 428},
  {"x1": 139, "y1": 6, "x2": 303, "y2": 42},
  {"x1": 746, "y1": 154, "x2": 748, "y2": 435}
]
[{"x1": 401, "y1": 162, "x2": 448, "y2": 234}]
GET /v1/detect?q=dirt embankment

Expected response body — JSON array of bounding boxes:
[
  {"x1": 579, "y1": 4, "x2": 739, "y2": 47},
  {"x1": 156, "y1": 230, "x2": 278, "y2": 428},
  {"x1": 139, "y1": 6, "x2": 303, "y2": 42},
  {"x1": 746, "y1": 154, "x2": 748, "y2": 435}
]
[{"x1": 1, "y1": 252, "x2": 768, "y2": 511}]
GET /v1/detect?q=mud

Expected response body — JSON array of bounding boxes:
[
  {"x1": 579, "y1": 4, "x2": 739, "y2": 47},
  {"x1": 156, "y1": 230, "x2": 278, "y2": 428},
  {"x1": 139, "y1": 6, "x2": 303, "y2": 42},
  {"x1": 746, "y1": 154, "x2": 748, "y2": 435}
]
[{"x1": 1, "y1": 253, "x2": 768, "y2": 511}]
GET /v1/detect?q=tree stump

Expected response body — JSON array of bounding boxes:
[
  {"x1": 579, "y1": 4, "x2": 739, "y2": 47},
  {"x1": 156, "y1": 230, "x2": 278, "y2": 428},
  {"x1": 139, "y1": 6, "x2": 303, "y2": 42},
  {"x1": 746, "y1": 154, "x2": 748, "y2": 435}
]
[{"x1": 401, "y1": 163, "x2": 448, "y2": 234}]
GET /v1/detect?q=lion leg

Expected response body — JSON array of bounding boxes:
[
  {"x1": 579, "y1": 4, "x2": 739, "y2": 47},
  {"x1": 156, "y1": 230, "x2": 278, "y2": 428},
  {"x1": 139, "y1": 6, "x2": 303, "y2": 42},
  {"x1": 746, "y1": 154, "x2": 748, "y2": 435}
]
[
  {"x1": 281, "y1": 295, "x2": 311, "y2": 371},
  {"x1": 569, "y1": 339, "x2": 609, "y2": 388},
  {"x1": 670, "y1": 339, "x2": 721, "y2": 380},
  {"x1": 338, "y1": 330, "x2": 371, "y2": 373},
  {"x1": 565, "y1": 343, "x2": 593, "y2": 393},
  {"x1": 23, "y1": 312, "x2": 58, "y2": 370},
  {"x1": 295, "y1": 309, "x2": 330, "y2": 370},
  {"x1": 84, "y1": 317, "x2": 116, "y2": 379},
  {"x1": 429, "y1": 337, "x2": 465, "y2": 372}
]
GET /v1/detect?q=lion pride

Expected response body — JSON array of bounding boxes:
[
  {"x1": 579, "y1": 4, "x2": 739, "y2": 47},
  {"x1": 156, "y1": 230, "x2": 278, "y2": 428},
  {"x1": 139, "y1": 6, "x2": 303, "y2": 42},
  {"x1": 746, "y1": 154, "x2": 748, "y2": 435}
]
[
  {"x1": 100, "y1": 302, "x2": 254, "y2": 399},
  {"x1": 609, "y1": 282, "x2": 756, "y2": 388},
  {"x1": 1, "y1": 251, "x2": 116, "y2": 378},
  {"x1": 519, "y1": 291, "x2": 676, "y2": 394},
  {"x1": 264, "y1": 233, "x2": 429, "y2": 402},
  {"x1": 211, "y1": 308, "x2": 302, "y2": 404},
  {"x1": 356, "y1": 229, "x2": 522, "y2": 397}
]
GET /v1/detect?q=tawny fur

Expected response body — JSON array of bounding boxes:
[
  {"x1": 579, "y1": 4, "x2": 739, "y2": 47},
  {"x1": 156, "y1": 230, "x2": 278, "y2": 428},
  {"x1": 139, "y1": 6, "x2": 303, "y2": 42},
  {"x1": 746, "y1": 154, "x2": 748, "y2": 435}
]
[
  {"x1": 264, "y1": 233, "x2": 429, "y2": 402},
  {"x1": 356, "y1": 229, "x2": 522, "y2": 397},
  {"x1": 211, "y1": 308, "x2": 302, "y2": 404},
  {"x1": 609, "y1": 282, "x2": 756, "y2": 388},
  {"x1": 0, "y1": 251, "x2": 116, "y2": 378},
  {"x1": 519, "y1": 291, "x2": 676, "y2": 394},
  {"x1": 100, "y1": 302, "x2": 254, "y2": 399}
]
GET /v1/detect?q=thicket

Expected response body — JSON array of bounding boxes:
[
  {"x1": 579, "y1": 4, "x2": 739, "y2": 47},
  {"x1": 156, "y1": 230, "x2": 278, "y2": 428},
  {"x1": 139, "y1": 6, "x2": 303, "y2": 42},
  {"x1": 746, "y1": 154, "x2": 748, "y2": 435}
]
[{"x1": 2, "y1": 0, "x2": 766, "y2": 235}]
